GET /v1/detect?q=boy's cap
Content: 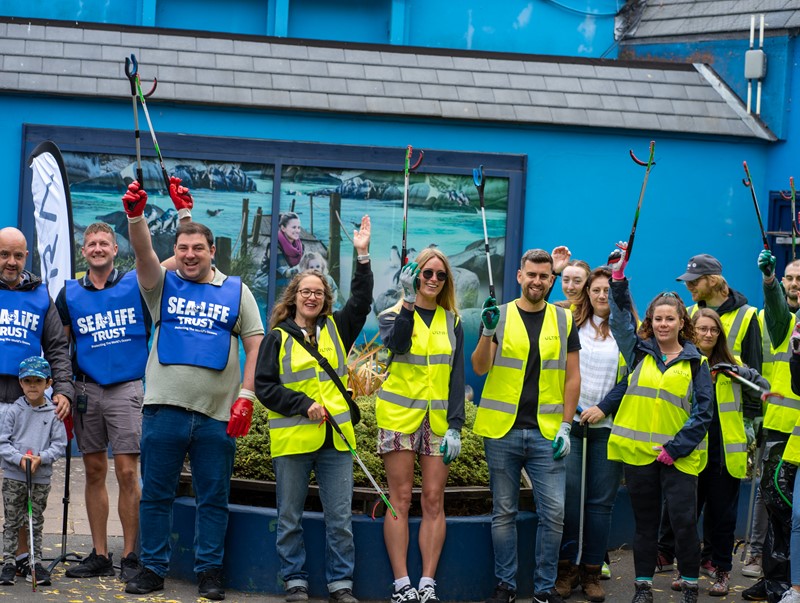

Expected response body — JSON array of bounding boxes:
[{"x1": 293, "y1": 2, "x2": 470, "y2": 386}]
[
  {"x1": 675, "y1": 254, "x2": 723, "y2": 282},
  {"x1": 19, "y1": 356, "x2": 51, "y2": 380}
]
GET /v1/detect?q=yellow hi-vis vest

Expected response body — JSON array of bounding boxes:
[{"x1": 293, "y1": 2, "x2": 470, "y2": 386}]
[
  {"x1": 473, "y1": 302, "x2": 571, "y2": 440},
  {"x1": 714, "y1": 373, "x2": 748, "y2": 479},
  {"x1": 268, "y1": 318, "x2": 355, "y2": 457},
  {"x1": 689, "y1": 304, "x2": 757, "y2": 361},
  {"x1": 608, "y1": 354, "x2": 708, "y2": 476},
  {"x1": 782, "y1": 419, "x2": 800, "y2": 464},
  {"x1": 758, "y1": 310, "x2": 800, "y2": 434},
  {"x1": 376, "y1": 305, "x2": 457, "y2": 436}
]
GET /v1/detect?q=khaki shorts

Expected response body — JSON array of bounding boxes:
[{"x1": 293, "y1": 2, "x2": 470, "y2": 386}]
[
  {"x1": 74, "y1": 380, "x2": 143, "y2": 455},
  {"x1": 377, "y1": 414, "x2": 443, "y2": 457}
]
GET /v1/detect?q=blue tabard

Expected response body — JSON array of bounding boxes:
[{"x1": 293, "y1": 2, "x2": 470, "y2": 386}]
[
  {"x1": 65, "y1": 271, "x2": 148, "y2": 386},
  {"x1": 157, "y1": 271, "x2": 241, "y2": 371},
  {"x1": 0, "y1": 284, "x2": 49, "y2": 376}
]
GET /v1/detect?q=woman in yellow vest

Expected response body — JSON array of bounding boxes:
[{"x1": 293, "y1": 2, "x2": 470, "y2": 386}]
[
  {"x1": 593, "y1": 250, "x2": 713, "y2": 603},
  {"x1": 376, "y1": 247, "x2": 465, "y2": 603},
  {"x1": 669, "y1": 309, "x2": 765, "y2": 596},
  {"x1": 254, "y1": 216, "x2": 373, "y2": 603}
]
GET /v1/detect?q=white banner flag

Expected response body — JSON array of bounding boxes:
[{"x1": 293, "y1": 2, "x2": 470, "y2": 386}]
[{"x1": 28, "y1": 141, "x2": 74, "y2": 295}]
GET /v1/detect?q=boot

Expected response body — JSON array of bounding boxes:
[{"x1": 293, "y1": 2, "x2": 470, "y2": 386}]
[
  {"x1": 555, "y1": 560, "x2": 579, "y2": 599},
  {"x1": 579, "y1": 565, "x2": 605, "y2": 602}
]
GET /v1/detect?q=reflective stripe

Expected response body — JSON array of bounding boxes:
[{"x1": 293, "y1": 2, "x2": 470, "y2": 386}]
[
  {"x1": 493, "y1": 309, "x2": 525, "y2": 370},
  {"x1": 726, "y1": 307, "x2": 748, "y2": 351},
  {"x1": 429, "y1": 354, "x2": 453, "y2": 365},
  {"x1": 544, "y1": 306, "x2": 568, "y2": 372},
  {"x1": 430, "y1": 399, "x2": 447, "y2": 411},
  {"x1": 394, "y1": 353, "x2": 428, "y2": 366},
  {"x1": 660, "y1": 390, "x2": 690, "y2": 414},
  {"x1": 772, "y1": 351, "x2": 793, "y2": 363},
  {"x1": 539, "y1": 403, "x2": 564, "y2": 414},
  {"x1": 793, "y1": 425, "x2": 800, "y2": 437},
  {"x1": 495, "y1": 355, "x2": 524, "y2": 370},
  {"x1": 380, "y1": 390, "x2": 430, "y2": 410},
  {"x1": 611, "y1": 425, "x2": 650, "y2": 442},
  {"x1": 627, "y1": 385, "x2": 659, "y2": 399},
  {"x1": 717, "y1": 401, "x2": 739, "y2": 413},
  {"x1": 480, "y1": 397, "x2": 517, "y2": 414},
  {"x1": 270, "y1": 415, "x2": 318, "y2": 429},
  {"x1": 725, "y1": 442, "x2": 748, "y2": 454},
  {"x1": 542, "y1": 359, "x2": 562, "y2": 369},
  {"x1": 281, "y1": 337, "x2": 317, "y2": 383},
  {"x1": 769, "y1": 396, "x2": 800, "y2": 410},
  {"x1": 330, "y1": 410, "x2": 351, "y2": 425},
  {"x1": 445, "y1": 312, "x2": 456, "y2": 369}
]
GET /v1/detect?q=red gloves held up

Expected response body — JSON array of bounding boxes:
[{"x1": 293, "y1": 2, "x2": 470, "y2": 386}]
[
  {"x1": 122, "y1": 180, "x2": 148, "y2": 219},
  {"x1": 169, "y1": 177, "x2": 193, "y2": 212}
]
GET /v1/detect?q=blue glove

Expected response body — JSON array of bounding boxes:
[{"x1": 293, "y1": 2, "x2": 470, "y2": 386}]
[
  {"x1": 399, "y1": 262, "x2": 419, "y2": 303},
  {"x1": 552, "y1": 421, "x2": 571, "y2": 460},
  {"x1": 481, "y1": 296, "x2": 500, "y2": 337},
  {"x1": 743, "y1": 418, "x2": 755, "y2": 447},
  {"x1": 439, "y1": 429, "x2": 461, "y2": 464},
  {"x1": 758, "y1": 249, "x2": 776, "y2": 278}
]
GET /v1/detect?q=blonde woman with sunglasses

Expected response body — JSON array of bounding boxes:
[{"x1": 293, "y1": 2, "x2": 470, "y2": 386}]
[{"x1": 376, "y1": 247, "x2": 465, "y2": 603}]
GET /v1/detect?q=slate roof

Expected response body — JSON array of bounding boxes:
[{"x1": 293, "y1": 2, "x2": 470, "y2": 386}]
[
  {"x1": 624, "y1": 0, "x2": 800, "y2": 39},
  {"x1": 0, "y1": 19, "x2": 776, "y2": 141}
]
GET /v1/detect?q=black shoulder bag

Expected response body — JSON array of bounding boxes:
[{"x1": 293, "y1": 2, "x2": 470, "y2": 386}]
[{"x1": 287, "y1": 332, "x2": 361, "y2": 425}]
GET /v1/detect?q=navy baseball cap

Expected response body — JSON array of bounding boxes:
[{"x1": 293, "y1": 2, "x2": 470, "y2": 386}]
[
  {"x1": 675, "y1": 254, "x2": 723, "y2": 282},
  {"x1": 19, "y1": 356, "x2": 51, "y2": 380}
]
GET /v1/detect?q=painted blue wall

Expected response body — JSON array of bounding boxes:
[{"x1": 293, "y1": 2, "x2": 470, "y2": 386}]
[
  {"x1": 2, "y1": 92, "x2": 771, "y2": 313},
  {"x1": 0, "y1": 0, "x2": 621, "y2": 58}
]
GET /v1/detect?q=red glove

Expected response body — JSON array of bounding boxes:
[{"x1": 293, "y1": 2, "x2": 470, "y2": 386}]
[
  {"x1": 655, "y1": 447, "x2": 674, "y2": 466},
  {"x1": 169, "y1": 177, "x2": 193, "y2": 212},
  {"x1": 122, "y1": 180, "x2": 148, "y2": 218},
  {"x1": 227, "y1": 389, "x2": 256, "y2": 438},
  {"x1": 63, "y1": 413, "x2": 74, "y2": 442}
]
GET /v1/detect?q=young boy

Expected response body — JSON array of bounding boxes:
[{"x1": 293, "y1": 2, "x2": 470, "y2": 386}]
[{"x1": 0, "y1": 356, "x2": 67, "y2": 586}]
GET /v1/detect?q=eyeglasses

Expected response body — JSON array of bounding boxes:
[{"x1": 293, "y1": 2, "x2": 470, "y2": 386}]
[
  {"x1": 421, "y1": 269, "x2": 448, "y2": 282},
  {"x1": 695, "y1": 326, "x2": 720, "y2": 335},
  {"x1": 298, "y1": 288, "x2": 325, "y2": 300}
]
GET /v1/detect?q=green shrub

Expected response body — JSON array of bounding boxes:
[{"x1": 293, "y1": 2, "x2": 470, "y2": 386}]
[{"x1": 233, "y1": 395, "x2": 488, "y2": 489}]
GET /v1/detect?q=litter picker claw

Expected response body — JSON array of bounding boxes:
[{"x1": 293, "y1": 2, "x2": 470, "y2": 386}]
[
  {"x1": 473, "y1": 165, "x2": 495, "y2": 299},
  {"x1": 401, "y1": 145, "x2": 424, "y2": 269},
  {"x1": 780, "y1": 177, "x2": 797, "y2": 260},
  {"x1": 743, "y1": 161, "x2": 770, "y2": 252},
  {"x1": 624, "y1": 141, "x2": 656, "y2": 261}
]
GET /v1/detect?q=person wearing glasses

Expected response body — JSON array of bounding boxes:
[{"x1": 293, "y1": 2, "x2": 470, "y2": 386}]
[
  {"x1": 254, "y1": 216, "x2": 372, "y2": 603},
  {"x1": 586, "y1": 247, "x2": 713, "y2": 603},
  {"x1": 376, "y1": 247, "x2": 465, "y2": 603}
]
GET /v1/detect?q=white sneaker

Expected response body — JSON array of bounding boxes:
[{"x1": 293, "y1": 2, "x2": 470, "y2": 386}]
[
  {"x1": 742, "y1": 555, "x2": 763, "y2": 578},
  {"x1": 418, "y1": 584, "x2": 439, "y2": 603},
  {"x1": 779, "y1": 589, "x2": 800, "y2": 603}
]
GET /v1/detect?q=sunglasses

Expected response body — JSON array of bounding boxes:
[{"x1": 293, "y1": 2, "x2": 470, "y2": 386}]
[{"x1": 421, "y1": 269, "x2": 447, "y2": 282}]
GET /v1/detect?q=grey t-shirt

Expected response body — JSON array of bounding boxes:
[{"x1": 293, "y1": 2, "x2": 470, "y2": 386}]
[{"x1": 140, "y1": 267, "x2": 264, "y2": 422}]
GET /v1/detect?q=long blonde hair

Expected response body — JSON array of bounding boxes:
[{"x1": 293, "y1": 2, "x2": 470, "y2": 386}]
[
  {"x1": 269, "y1": 270, "x2": 333, "y2": 329},
  {"x1": 413, "y1": 247, "x2": 459, "y2": 315}
]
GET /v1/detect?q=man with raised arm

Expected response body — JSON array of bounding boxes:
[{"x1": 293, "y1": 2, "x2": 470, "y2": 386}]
[{"x1": 120, "y1": 179, "x2": 264, "y2": 601}]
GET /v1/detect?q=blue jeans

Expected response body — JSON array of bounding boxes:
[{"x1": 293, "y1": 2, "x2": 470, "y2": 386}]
[
  {"x1": 139, "y1": 405, "x2": 235, "y2": 577},
  {"x1": 560, "y1": 424, "x2": 622, "y2": 566},
  {"x1": 273, "y1": 448, "x2": 355, "y2": 593},
  {"x1": 791, "y1": 466, "x2": 800, "y2": 585},
  {"x1": 485, "y1": 428, "x2": 566, "y2": 593}
]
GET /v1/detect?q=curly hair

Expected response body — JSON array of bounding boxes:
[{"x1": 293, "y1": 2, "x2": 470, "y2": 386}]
[
  {"x1": 638, "y1": 291, "x2": 694, "y2": 343},
  {"x1": 268, "y1": 269, "x2": 333, "y2": 330}
]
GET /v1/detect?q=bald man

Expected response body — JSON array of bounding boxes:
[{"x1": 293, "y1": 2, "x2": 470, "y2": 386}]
[{"x1": 0, "y1": 227, "x2": 73, "y2": 575}]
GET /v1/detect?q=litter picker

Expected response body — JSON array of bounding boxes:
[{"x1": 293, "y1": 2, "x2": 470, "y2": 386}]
[
  {"x1": 123, "y1": 54, "x2": 157, "y2": 187},
  {"x1": 780, "y1": 177, "x2": 797, "y2": 260},
  {"x1": 128, "y1": 55, "x2": 170, "y2": 191},
  {"x1": 46, "y1": 420, "x2": 82, "y2": 573},
  {"x1": 576, "y1": 407, "x2": 588, "y2": 566},
  {"x1": 473, "y1": 165, "x2": 495, "y2": 299},
  {"x1": 400, "y1": 145, "x2": 424, "y2": 269},
  {"x1": 25, "y1": 453, "x2": 36, "y2": 591},
  {"x1": 323, "y1": 410, "x2": 397, "y2": 520},
  {"x1": 742, "y1": 161, "x2": 770, "y2": 251}
]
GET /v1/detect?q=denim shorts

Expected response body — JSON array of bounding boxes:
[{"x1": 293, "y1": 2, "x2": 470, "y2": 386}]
[{"x1": 377, "y1": 413, "x2": 443, "y2": 456}]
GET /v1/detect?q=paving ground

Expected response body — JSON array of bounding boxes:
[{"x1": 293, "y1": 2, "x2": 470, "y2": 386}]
[{"x1": 0, "y1": 459, "x2": 766, "y2": 602}]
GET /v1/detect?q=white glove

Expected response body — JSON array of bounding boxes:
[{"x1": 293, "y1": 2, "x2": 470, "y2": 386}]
[
  {"x1": 399, "y1": 262, "x2": 419, "y2": 304},
  {"x1": 552, "y1": 421, "x2": 572, "y2": 460},
  {"x1": 439, "y1": 428, "x2": 461, "y2": 464}
]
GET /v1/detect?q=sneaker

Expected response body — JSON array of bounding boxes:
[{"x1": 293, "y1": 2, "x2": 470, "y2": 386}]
[
  {"x1": 198, "y1": 567, "x2": 225, "y2": 600},
  {"x1": 14, "y1": 555, "x2": 29, "y2": 578},
  {"x1": 600, "y1": 562, "x2": 611, "y2": 580},
  {"x1": 119, "y1": 552, "x2": 140, "y2": 583},
  {"x1": 700, "y1": 559, "x2": 717, "y2": 578},
  {"x1": 779, "y1": 589, "x2": 800, "y2": 603},
  {"x1": 330, "y1": 588, "x2": 359, "y2": 603},
  {"x1": 742, "y1": 578, "x2": 768, "y2": 601},
  {"x1": 631, "y1": 582, "x2": 653, "y2": 603},
  {"x1": 0, "y1": 563, "x2": 15, "y2": 585},
  {"x1": 555, "y1": 560, "x2": 579, "y2": 598},
  {"x1": 681, "y1": 582, "x2": 699, "y2": 603},
  {"x1": 708, "y1": 570, "x2": 729, "y2": 596},
  {"x1": 125, "y1": 566, "x2": 164, "y2": 595},
  {"x1": 742, "y1": 554, "x2": 763, "y2": 578},
  {"x1": 286, "y1": 586, "x2": 309, "y2": 602},
  {"x1": 27, "y1": 563, "x2": 50, "y2": 586},
  {"x1": 486, "y1": 582, "x2": 516, "y2": 603},
  {"x1": 65, "y1": 549, "x2": 115, "y2": 578},
  {"x1": 670, "y1": 571, "x2": 682, "y2": 592},
  {"x1": 532, "y1": 591, "x2": 564, "y2": 603},
  {"x1": 655, "y1": 552, "x2": 673, "y2": 573},
  {"x1": 418, "y1": 585, "x2": 438, "y2": 603},
  {"x1": 392, "y1": 585, "x2": 421, "y2": 603}
]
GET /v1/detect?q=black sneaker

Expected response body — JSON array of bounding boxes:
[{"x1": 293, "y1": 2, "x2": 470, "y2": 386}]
[
  {"x1": 27, "y1": 563, "x2": 51, "y2": 586},
  {"x1": 286, "y1": 585, "x2": 309, "y2": 602},
  {"x1": 198, "y1": 567, "x2": 225, "y2": 601},
  {"x1": 486, "y1": 582, "x2": 516, "y2": 603},
  {"x1": 742, "y1": 579, "x2": 768, "y2": 601},
  {"x1": 392, "y1": 585, "x2": 421, "y2": 603},
  {"x1": 125, "y1": 566, "x2": 164, "y2": 595},
  {"x1": 329, "y1": 587, "x2": 358, "y2": 603},
  {"x1": 119, "y1": 552, "x2": 140, "y2": 583},
  {"x1": 15, "y1": 555, "x2": 29, "y2": 578},
  {"x1": 0, "y1": 563, "x2": 15, "y2": 585},
  {"x1": 65, "y1": 549, "x2": 115, "y2": 578},
  {"x1": 418, "y1": 585, "x2": 438, "y2": 603}
]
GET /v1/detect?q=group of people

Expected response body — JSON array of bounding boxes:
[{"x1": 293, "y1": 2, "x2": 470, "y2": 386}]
[{"x1": 5, "y1": 173, "x2": 800, "y2": 603}]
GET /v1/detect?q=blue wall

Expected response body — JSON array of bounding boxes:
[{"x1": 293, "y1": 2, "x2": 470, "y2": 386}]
[
  {"x1": 3, "y1": 92, "x2": 772, "y2": 312},
  {"x1": 1, "y1": 0, "x2": 621, "y2": 58}
]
